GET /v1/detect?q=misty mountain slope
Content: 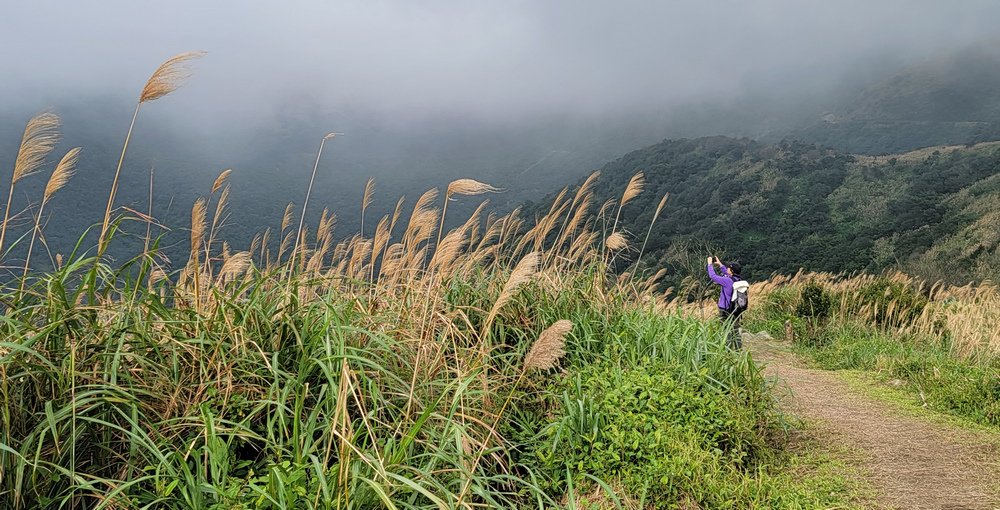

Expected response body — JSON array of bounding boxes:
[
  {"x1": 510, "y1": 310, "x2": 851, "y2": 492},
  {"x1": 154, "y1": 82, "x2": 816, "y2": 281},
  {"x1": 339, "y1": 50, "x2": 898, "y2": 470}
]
[
  {"x1": 8, "y1": 39, "x2": 1000, "y2": 271},
  {"x1": 843, "y1": 44, "x2": 1000, "y2": 122},
  {"x1": 790, "y1": 43, "x2": 1000, "y2": 154},
  {"x1": 556, "y1": 136, "x2": 1000, "y2": 284},
  {"x1": 3, "y1": 99, "x2": 685, "y2": 271},
  {"x1": 0, "y1": 101, "x2": 226, "y2": 267}
]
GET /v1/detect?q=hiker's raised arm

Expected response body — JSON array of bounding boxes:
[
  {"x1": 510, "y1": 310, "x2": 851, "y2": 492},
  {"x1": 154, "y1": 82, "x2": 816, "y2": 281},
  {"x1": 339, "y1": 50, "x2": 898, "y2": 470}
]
[{"x1": 707, "y1": 261, "x2": 727, "y2": 284}]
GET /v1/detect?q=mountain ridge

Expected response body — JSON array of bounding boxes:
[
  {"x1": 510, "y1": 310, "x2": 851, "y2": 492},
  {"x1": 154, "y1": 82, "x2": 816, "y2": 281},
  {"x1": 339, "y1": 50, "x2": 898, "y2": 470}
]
[{"x1": 544, "y1": 135, "x2": 1000, "y2": 287}]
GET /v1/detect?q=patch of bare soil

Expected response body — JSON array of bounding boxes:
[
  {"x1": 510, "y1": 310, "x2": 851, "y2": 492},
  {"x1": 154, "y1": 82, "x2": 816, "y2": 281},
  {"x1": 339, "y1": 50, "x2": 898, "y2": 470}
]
[{"x1": 752, "y1": 340, "x2": 1000, "y2": 510}]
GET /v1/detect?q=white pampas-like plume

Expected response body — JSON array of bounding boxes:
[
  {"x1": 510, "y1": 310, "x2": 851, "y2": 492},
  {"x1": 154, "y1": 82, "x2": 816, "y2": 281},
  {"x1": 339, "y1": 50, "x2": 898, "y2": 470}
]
[{"x1": 523, "y1": 320, "x2": 572, "y2": 371}]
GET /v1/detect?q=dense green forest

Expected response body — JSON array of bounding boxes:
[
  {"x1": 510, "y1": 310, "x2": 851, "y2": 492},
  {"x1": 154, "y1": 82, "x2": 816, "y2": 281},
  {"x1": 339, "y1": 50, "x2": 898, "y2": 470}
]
[{"x1": 546, "y1": 136, "x2": 1000, "y2": 286}]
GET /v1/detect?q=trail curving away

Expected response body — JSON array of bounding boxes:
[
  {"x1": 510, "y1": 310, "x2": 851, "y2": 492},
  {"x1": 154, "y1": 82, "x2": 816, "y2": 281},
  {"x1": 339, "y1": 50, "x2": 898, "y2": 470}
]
[{"x1": 752, "y1": 340, "x2": 1000, "y2": 510}]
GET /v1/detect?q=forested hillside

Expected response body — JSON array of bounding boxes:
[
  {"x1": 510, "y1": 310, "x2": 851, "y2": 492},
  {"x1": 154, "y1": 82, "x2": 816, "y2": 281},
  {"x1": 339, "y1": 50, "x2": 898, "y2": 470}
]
[
  {"x1": 557, "y1": 136, "x2": 1000, "y2": 286},
  {"x1": 6, "y1": 42, "x2": 1000, "y2": 280}
]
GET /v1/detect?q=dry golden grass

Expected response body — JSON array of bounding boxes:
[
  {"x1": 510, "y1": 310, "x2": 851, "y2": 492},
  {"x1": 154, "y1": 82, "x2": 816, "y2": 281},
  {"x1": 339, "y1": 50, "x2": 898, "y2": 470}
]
[
  {"x1": 429, "y1": 228, "x2": 466, "y2": 272},
  {"x1": 149, "y1": 267, "x2": 168, "y2": 286},
  {"x1": 653, "y1": 191, "x2": 670, "y2": 220},
  {"x1": 211, "y1": 168, "x2": 232, "y2": 194},
  {"x1": 281, "y1": 202, "x2": 295, "y2": 233},
  {"x1": 101, "y1": 53, "x2": 205, "y2": 252},
  {"x1": 19, "y1": 147, "x2": 81, "y2": 287},
  {"x1": 438, "y1": 178, "x2": 502, "y2": 247},
  {"x1": 13, "y1": 113, "x2": 60, "y2": 183},
  {"x1": 4, "y1": 90, "x2": 673, "y2": 366},
  {"x1": 2, "y1": 113, "x2": 61, "y2": 258},
  {"x1": 446, "y1": 178, "x2": 503, "y2": 197},
  {"x1": 190, "y1": 198, "x2": 207, "y2": 256},
  {"x1": 216, "y1": 251, "x2": 252, "y2": 284},
  {"x1": 363, "y1": 177, "x2": 376, "y2": 210},
  {"x1": 750, "y1": 271, "x2": 1000, "y2": 358},
  {"x1": 361, "y1": 177, "x2": 376, "y2": 234},
  {"x1": 523, "y1": 320, "x2": 572, "y2": 371},
  {"x1": 573, "y1": 171, "x2": 601, "y2": 206},
  {"x1": 484, "y1": 251, "x2": 541, "y2": 331},
  {"x1": 564, "y1": 194, "x2": 592, "y2": 237},
  {"x1": 293, "y1": 133, "x2": 341, "y2": 268},
  {"x1": 404, "y1": 188, "x2": 440, "y2": 252},
  {"x1": 606, "y1": 232, "x2": 628, "y2": 251},
  {"x1": 621, "y1": 171, "x2": 645, "y2": 207},
  {"x1": 140, "y1": 51, "x2": 206, "y2": 103},
  {"x1": 636, "y1": 191, "x2": 670, "y2": 264},
  {"x1": 44, "y1": 147, "x2": 80, "y2": 201}
]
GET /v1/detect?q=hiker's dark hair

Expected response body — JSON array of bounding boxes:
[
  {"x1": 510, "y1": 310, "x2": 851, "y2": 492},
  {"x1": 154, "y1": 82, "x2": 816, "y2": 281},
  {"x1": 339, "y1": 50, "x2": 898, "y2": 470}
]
[{"x1": 728, "y1": 261, "x2": 742, "y2": 276}]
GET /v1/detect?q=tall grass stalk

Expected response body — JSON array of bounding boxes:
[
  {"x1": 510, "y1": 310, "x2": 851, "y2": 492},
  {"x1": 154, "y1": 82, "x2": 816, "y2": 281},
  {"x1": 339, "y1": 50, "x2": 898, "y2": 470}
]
[
  {"x1": 292, "y1": 133, "x2": 340, "y2": 271},
  {"x1": 635, "y1": 191, "x2": 668, "y2": 267},
  {"x1": 611, "y1": 171, "x2": 643, "y2": 234},
  {"x1": 99, "y1": 51, "x2": 204, "y2": 253},
  {"x1": 19, "y1": 147, "x2": 79, "y2": 292},
  {"x1": 1, "y1": 113, "x2": 60, "y2": 260},
  {"x1": 361, "y1": 177, "x2": 374, "y2": 236}
]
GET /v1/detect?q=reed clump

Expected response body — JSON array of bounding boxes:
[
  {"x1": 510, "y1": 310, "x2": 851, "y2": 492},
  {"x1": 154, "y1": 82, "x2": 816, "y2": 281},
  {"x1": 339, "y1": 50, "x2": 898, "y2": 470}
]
[
  {"x1": 0, "y1": 59, "x2": 834, "y2": 508},
  {"x1": 749, "y1": 270, "x2": 1000, "y2": 359},
  {"x1": 0, "y1": 145, "x2": 785, "y2": 508}
]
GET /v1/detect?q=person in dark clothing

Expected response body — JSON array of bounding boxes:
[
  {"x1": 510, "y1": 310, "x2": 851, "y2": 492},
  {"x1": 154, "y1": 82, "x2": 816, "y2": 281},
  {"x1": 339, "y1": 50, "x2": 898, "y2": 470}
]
[{"x1": 707, "y1": 256, "x2": 747, "y2": 350}]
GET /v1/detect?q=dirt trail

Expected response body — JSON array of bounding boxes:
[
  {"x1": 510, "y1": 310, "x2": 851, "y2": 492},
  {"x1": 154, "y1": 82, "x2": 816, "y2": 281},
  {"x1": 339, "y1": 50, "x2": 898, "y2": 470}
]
[{"x1": 752, "y1": 340, "x2": 1000, "y2": 510}]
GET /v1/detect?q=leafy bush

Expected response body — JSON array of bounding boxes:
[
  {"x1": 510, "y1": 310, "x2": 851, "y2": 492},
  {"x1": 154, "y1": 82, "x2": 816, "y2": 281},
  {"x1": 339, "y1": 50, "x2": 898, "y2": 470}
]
[
  {"x1": 764, "y1": 286, "x2": 800, "y2": 317},
  {"x1": 536, "y1": 360, "x2": 763, "y2": 487},
  {"x1": 796, "y1": 282, "x2": 833, "y2": 320},
  {"x1": 522, "y1": 353, "x2": 868, "y2": 508}
]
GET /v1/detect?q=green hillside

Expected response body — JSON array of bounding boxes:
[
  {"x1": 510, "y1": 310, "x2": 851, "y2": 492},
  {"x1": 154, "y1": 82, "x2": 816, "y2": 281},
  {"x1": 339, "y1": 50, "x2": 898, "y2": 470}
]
[{"x1": 561, "y1": 136, "x2": 1000, "y2": 286}]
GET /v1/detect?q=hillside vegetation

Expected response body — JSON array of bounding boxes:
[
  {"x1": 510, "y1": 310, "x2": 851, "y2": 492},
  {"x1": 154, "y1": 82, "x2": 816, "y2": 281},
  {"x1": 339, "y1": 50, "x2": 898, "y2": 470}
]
[
  {"x1": 565, "y1": 136, "x2": 1000, "y2": 289},
  {"x1": 5, "y1": 50, "x2": 1000, "y2": 509},
  {"x1": 742, "y1": 272, "x2": 1000, "y2": 428},
  {"x1": 0, "y1": 101, "x2": 861, "y2": 507},
  {"x1": 8, "y1": 43, "x2": 1000, "y2": 268}
]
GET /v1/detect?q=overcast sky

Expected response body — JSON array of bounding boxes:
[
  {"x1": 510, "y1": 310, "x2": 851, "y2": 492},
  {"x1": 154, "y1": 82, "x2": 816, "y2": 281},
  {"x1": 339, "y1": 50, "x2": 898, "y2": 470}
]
[{"x1": 3, "y1": 0, "x2": 1000, "y2": 125}]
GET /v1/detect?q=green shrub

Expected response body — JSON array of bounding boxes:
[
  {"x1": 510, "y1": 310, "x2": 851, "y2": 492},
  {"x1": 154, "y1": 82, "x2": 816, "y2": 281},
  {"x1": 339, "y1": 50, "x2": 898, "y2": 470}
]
[
  {"x1": 532, "y1": 360, "x2": 764, "y2": 505},
  {"x1": 523, "y1": 352, "x2": 870, "y2": 508},
  {"x1": 765, "y1": 286, "x2": 801, "y2": 316},
  {"x1": 796, "y1": 282, "x2": 833, "y2": 320}
]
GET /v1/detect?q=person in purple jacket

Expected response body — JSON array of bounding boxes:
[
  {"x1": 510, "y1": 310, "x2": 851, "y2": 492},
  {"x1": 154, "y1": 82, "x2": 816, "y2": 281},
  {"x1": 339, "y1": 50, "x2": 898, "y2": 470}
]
[{"x1": 707, "y1": 255, "x2": 745, "y2": 349}]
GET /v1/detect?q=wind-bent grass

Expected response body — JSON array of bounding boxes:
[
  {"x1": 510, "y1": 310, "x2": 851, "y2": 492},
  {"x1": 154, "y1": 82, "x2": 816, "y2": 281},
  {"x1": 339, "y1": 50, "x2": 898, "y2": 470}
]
[
  {"x1": 20, "y1": 147, "x2": 80, "y2": 289},
  {"x1": 99, "y1": 51, "x2": 204, "y2": 253},
  {"x1": 1, "y1": 112, "x2": 60, "y2": 261},
  {"x1": 291, "y1": 132, "x2": 340, "y2": 271},
  {"x1": 0, "y1": 57, "x2": 860, "y2": 508},
  {"x1": 0, "y1": 168, "x2": 810, "y2": 508}
]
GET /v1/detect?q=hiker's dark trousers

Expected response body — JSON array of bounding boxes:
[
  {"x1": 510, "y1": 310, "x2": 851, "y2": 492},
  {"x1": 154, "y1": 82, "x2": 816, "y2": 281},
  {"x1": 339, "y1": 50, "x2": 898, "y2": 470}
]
[{"x1": 719, "y1": 308, "x2": 742, "y2": 350}]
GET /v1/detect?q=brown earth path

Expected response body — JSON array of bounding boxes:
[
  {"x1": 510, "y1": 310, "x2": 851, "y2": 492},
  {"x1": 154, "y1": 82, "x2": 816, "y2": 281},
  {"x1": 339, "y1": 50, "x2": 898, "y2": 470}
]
[{"x1": 751, "y1": 339, "x2": 1000, "y2": 510}]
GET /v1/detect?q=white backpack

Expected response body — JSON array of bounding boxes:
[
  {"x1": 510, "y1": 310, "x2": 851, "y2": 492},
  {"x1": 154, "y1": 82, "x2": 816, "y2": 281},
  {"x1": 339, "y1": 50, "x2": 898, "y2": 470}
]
[{"x1": 731, "y1": 280, "x2": 750, "y2": 316}]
